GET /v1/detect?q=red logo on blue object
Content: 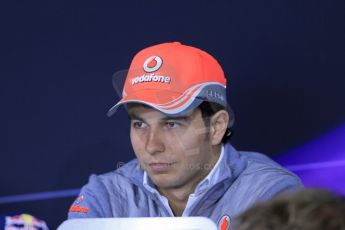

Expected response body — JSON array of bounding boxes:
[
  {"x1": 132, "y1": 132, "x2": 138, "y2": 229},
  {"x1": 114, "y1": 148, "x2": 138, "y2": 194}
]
[
  {"x1": 75, "y1": 195, "x2": 84, "y2": 204},
  {"x1": 218, "y1": 215, "x2": 230, "y2": 230}
]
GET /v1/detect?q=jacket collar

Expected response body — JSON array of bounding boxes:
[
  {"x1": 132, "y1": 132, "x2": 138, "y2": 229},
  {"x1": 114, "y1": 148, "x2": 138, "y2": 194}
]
[{"x1": 119, "y1": 143, "x2": 247, "y2": 197}]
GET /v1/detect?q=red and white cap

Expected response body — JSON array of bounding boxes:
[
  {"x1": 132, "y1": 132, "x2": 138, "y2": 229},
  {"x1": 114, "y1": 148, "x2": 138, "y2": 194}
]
[{"x1": 108, "y1": 42, "x2": 233, "y2": 126}]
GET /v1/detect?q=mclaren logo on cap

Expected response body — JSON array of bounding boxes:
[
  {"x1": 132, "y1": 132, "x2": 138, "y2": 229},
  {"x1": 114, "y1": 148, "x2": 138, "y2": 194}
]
[{"x1": 143, "y1": 56, "x2": 162, "y2": 72}]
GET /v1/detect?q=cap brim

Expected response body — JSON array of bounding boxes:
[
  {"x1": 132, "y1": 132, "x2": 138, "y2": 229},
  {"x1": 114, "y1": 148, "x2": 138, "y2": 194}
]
[
  {"x1": 107, "y1": 90, "x2": 205, "y2": 118},
  {"x1": 107, "y1": 95, "x2": 234, "y2": 129}
]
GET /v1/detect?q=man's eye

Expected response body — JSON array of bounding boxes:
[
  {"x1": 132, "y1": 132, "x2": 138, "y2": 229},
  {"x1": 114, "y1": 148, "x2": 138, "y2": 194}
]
[
  {"x1": 166, "y1": 121, "x2": 179, "y2": 128},
  {"x1": 133, "y1": 121, "x2": 146, "y2": 129}
]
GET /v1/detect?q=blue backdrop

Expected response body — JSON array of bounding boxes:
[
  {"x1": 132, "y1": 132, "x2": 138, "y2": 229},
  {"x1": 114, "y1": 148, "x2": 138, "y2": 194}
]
[{"x1": 1, "y1": 0, "x2": 344, "y2": 229}]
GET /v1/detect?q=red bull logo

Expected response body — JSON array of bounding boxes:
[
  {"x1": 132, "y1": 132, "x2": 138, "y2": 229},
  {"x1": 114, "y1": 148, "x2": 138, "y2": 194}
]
[{"x1": 5, "y1": 214, "x2": 49, "y2": 230}]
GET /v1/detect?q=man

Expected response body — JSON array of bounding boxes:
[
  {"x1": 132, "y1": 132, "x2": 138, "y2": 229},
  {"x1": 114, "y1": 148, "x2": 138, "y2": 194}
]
[
  {"x1": 232, "y1": 189, "x2": 345, "y2": 230},
  {"x1": 68, "y1": 42, "x2": 303, "y2": 228}
]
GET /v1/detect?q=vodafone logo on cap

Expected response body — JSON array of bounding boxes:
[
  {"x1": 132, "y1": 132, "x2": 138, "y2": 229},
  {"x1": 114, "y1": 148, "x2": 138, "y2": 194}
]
[
  {"x1": 143, "y1": 56, "x2": 162, "y2": 72},
  {"x1": 131, "y1": 55, "x2": 170, "y2": 85}
]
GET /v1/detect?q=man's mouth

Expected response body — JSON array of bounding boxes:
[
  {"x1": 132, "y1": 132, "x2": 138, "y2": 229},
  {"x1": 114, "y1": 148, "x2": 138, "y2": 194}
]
[{"x1": 148, "y1": 162, "x2": 176, "y2": 173}]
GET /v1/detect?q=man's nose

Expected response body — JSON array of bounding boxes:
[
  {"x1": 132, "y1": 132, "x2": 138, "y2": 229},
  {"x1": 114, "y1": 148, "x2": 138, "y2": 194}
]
[{"x1": 145, "y1": 128, "x2": 165, "y2": 155}]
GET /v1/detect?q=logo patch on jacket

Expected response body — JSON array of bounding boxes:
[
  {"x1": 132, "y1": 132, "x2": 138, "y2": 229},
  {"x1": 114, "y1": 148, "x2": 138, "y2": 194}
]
[
  {"x1": 69, "y1": 195, "x2": 89, "y2": 213},
  {"x1": 218, "y1": 215, "x2": 230, "y2": 230},
  {"x1": 75, "y1": 195, "x2": 84, "y2": 204},
  {"x1": 69, "y1": 205, "x2": 89, "y2": 213}
]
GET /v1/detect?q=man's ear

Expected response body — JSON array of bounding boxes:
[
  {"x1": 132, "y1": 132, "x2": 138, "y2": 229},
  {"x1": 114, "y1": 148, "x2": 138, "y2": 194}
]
[{"x1": 209, "y1": 110, "x2": 229, "y2": 145}]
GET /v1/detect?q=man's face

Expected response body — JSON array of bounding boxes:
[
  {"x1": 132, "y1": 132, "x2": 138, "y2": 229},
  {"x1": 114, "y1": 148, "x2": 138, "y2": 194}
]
[{"x1": 128, "y1": 104, "x2": 218, "y2": 190}]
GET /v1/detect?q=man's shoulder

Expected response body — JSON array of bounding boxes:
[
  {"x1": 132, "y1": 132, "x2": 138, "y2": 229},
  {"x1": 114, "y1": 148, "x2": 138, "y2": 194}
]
[
  {"x1": 234, "y1": 150, "x2": 303, "y2": 198},
  {"x1": 239, "y1": 150, "x2": 286, "y2": 170},
  {"x1": 238, "y1": 150, "x2": 295, "y2": 177},
  {"x1": 75, "y1": 158, "x2": 143, "y2": 198},
  {"x1": 68, "y1": 159, "x2": 145, "y2": 219},
  {"x1": 92, "y1": 158, "x2": 143, "y2": 188},
  {"x1": 216, "y1": 146, "x2": 303, "y2": 214},
  {"x1": 224, "y1": 144, "x2": 297, "y2": 179},
  {"x1": 224, "y1": 144, "x2": 302, "y2": 192}
]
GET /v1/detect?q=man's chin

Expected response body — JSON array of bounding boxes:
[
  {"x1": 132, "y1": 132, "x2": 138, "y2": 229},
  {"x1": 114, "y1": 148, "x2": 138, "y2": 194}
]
[{"x1": 149, "y1": 174, "x2": 180, "y2": 189}]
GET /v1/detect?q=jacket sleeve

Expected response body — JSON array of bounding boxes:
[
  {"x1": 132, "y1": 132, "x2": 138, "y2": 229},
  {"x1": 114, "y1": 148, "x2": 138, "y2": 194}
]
[
  {"x1": 239, "y1": 152, "x2": 304, "y2": 202},
  {"x1": 229, "y1": 161, "x2": 304, "y2": 217},
  {"x1": 67, "y1": 174, "x2": 114, "y2": 219}
]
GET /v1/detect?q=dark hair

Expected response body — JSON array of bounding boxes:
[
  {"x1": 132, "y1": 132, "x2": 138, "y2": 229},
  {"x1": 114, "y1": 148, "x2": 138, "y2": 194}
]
[
  {"x1": 233, "y1": 189, "x2": 345, "y2": 230},
  {"x1": 198, "y1": 101, "x2": 233, "y2": 144}
]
